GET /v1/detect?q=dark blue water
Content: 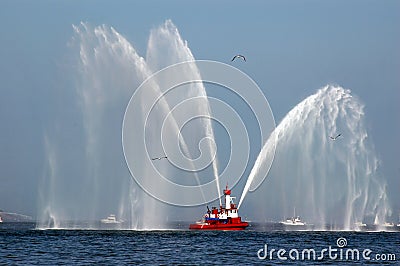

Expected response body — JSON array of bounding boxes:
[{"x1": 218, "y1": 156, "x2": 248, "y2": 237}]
[{"x1": 1, "y1": 223, "x2": 399, "y2": 265}]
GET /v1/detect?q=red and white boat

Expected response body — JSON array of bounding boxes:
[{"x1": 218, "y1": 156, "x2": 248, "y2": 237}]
[{"x1": 189, "y1": 186, "x2": 249, "y2": 230}]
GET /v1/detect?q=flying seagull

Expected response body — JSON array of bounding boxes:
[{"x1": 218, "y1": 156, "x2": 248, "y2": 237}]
[
  {"x1": 231, "y1": 54, "x2": 246, "y2": 62},
  {"x1": 151, "y1": 156, "x2": 168, "y2": 160},
  {"x1": 329, "y1": 134, "x2": 342, "y2": 140}
]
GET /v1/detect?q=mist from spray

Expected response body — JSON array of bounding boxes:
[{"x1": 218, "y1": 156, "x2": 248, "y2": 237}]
[{"x1": 239, "y1": 85, "x2": 391, "y2": 229}]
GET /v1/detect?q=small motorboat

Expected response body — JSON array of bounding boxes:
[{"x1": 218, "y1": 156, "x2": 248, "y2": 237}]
[
  {"x1": 383, "y1": 222, "x2": 394, "y2": 227},
  {"x1": 280, "y1": 216, "x2": 306, "y2": 226},
  {"x1": 280, "y1": 208, "x2": 306, "y2": 226},
  {"x1": 100, "y1": 214, "x2": 121, "y2": 224},
  {"x1": 354, "y1": 221, "x2": 367, "y2": 227}
]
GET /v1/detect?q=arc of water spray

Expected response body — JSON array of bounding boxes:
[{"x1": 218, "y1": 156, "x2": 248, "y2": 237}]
[
  {"x1": 39, "y1": 21, "x2": 215, "y2": 229},
  {"x1": 238, "y1": 130, "x2": 277, "y2": 209},
  {"x1": 238, "y1": 85, "x2": 391, "y2": 229},
  {"x1": 146, "y1": 20, "x2": 221, "y2": 204}
]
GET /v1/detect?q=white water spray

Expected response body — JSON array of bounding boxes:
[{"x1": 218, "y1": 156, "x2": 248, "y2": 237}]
[
  {"x1": 146, "y1": 20, "x2": 221, "y2": 203},
  {"x1": 37, "y1": 20, "x2": 220, "y2": 229},
  {"x1": 239, "y1": 85, "x2": 391, "y2": 229}
]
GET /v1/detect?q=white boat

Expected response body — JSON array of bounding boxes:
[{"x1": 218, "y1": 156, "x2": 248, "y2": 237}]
[
  {"x1": 100, "y1": 214, "x2": 121, "y2": 224},
  {"x1": 354, "y1": 221, "x2": 366, "y2": 227},
  {"x1": 0, "y1": 216, "x2": 2, "y2": 223},
  {"x1": 280, "y1": 208, "x2": 306, "y2": 226},
  {"x1": 383, "y1": 222, "x2": 394, "y2": 227},
  {"x1": 281, "y1": 216, "x2": 306, "y2": 226}
]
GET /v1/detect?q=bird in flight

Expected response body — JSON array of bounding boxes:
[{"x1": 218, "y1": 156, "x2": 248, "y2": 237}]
[
  {"x1": 231, "y1": 54, "x2": 246, "y2": 62},
  {"x1": 329, "y1": 134, "x2": 342, "y2": 140},
  {"x1": 151, "y1": 156, "x2": 168, "y2": 160}
]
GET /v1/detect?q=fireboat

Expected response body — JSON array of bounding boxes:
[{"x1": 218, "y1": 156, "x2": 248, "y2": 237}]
[{"x1": 189, "y1": 186, "x2": 249, "y2": 230}]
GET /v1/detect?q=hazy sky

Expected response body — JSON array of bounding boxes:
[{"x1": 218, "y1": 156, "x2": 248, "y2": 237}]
[{"x1": 1, "y1": 0, "x2": 399, "y2": 217}]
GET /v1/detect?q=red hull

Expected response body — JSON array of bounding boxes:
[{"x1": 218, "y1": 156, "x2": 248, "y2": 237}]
[
  {"x1": 189, "y1": 222, "x2": 249, "y2": 230},
  {"x1": 189, "y1": 186, "x2": 249, "y2": 230}
]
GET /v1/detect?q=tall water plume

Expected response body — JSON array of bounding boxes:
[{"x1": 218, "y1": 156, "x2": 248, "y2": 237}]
[
  {"x1": 37, "y1": 20, "x2": 219, "y2": 229},
  {"x1": 146, "y1": 20, "x2": 221, "y2": 202},
  {"x1": 239, "y1": 85, "x2": 391, "y2": 229}
]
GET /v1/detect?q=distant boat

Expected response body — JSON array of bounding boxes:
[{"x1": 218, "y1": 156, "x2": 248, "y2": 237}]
[
  {"x1": 0, "y1": 216, "x2": 2, "y2": 223},
  {"x1": 281, "y1": 216, "x2": 306, "y2": 226},
  {"x1": 383, "y1": 222, "x2": 394, "y2": 227},
  {"x1": 100, "y1": 214, "x2": 121, "y2": 224},
  {"x1": 354, "y1": 221, "x2": 366, "y2": 227},
  {"x1": 280, "y1": 208, "x2": 306, "y2": 226}
]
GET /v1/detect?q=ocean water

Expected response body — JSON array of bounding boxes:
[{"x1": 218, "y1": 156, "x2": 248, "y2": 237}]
[{"x1": 0, "y1": 223, "x2": 399, "y2": 265}]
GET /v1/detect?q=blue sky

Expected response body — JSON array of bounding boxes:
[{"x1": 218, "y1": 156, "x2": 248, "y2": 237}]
[{"x1": 0, "y1": 0, "x2": 399, "y2": 217}]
